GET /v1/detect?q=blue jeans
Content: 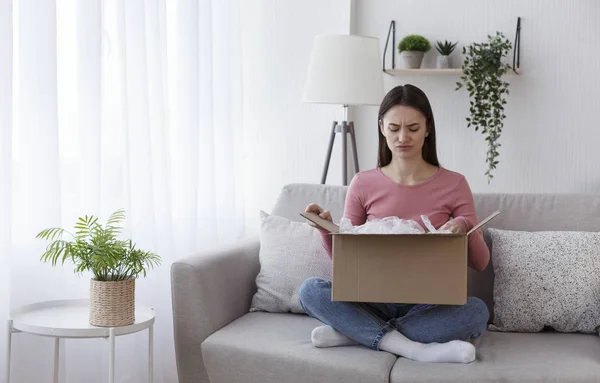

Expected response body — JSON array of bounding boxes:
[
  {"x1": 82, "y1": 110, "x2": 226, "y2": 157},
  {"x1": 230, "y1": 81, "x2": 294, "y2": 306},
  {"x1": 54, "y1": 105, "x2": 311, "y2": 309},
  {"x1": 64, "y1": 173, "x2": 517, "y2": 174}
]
[{"x1": 298, "y1": 277, "x2": 489, "y2": 351}]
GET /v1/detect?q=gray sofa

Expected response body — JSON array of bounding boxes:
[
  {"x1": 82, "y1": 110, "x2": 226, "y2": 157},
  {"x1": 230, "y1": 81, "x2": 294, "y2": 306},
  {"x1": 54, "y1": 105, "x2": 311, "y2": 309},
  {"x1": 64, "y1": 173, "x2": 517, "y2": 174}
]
[{"x1": 171, "y1": 183, "x2": 600, "y2": 383}]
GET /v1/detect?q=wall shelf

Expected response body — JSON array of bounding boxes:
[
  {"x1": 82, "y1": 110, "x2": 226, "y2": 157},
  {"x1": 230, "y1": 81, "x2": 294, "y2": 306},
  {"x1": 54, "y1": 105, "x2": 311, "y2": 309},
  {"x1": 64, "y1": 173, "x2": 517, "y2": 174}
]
[
  {"x1": 382, "y1": 18, "x2": 522, "y2": 75},
  {"x1": 384, "y1": 68, "x2": 520, "y2": 76}
]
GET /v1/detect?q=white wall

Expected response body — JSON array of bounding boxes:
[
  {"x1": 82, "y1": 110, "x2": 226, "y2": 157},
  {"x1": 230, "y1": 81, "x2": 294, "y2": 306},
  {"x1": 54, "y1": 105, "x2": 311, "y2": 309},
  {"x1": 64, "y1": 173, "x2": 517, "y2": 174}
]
[
  {"x1": 353, "y1": 0, "x2": 600, "y2": 193},
  {"x1": 241, "y1": 0, "x2": 352, "y2": 235}
]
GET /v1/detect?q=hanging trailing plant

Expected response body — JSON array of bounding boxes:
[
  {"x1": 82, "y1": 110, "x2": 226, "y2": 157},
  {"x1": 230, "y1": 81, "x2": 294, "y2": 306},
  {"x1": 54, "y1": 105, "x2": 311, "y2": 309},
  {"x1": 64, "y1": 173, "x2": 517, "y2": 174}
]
[{"x1": 455, "y1": 32, "x2": 512, "y2": 183}]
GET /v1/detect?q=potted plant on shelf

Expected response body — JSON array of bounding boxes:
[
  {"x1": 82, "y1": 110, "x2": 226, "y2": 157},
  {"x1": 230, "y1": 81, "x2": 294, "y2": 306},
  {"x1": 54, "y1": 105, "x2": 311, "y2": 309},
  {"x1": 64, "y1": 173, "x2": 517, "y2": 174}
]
[
  {"x1": 455, "y1": 32, "x2": 513, "y2": 183},
  {"x1": 398, "y1": 34, "x2": 431, "y2": 69},
  {"x1": 435, "y1": 40, "x2": 458, "y2": 69},
  {"x1": 36, "y1": 209, "x2": 161, "y2": 327}
]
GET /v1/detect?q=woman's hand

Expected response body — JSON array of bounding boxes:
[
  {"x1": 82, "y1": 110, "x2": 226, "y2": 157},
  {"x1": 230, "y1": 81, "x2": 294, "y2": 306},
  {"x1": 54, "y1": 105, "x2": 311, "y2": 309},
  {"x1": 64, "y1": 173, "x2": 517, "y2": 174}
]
[
  {"x1": 304, "y1": 203, "x2": 332, "y2": 228},
  {"x1": 439, "y1": 220, "x2": 465, "y2": 234}
]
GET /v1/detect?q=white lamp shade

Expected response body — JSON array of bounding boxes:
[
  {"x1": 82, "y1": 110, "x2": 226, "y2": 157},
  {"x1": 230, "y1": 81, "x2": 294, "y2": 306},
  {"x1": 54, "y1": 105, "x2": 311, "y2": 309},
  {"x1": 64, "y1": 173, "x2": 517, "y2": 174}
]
[{"x1": 303, "y1": 34, "x2": 384, "y2": 106}]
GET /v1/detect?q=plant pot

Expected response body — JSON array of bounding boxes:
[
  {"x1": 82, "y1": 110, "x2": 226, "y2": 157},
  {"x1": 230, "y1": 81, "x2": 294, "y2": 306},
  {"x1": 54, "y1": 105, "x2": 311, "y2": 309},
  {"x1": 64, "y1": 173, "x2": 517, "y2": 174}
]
[
  {"x1": 89, "y1": 279, "x2": 135, "y2": 327},
  {"x1": 436, "y1": 55, "x2": 451, "y2": 69},
  {"x1": 401, "y1": 51, "x2": 425, "y2": 69}
]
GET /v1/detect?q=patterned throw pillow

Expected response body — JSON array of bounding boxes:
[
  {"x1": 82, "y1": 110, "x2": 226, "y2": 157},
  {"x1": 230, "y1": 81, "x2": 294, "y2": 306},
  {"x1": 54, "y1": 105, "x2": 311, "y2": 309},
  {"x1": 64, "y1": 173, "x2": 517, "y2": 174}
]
[
  {"x1": 250, "y1": 211, "x2": 332, "y2": 313},
  {"x1": 488, "y1": 228, "x2": 600, "y2": 333}
]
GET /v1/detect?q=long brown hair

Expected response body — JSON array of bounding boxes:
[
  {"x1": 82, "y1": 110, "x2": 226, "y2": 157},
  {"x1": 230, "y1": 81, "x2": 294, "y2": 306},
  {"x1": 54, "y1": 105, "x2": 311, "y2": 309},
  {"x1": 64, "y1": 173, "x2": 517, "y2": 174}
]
[{"x1": 377, "y1": 84, "x2": 439, "y2": 168}]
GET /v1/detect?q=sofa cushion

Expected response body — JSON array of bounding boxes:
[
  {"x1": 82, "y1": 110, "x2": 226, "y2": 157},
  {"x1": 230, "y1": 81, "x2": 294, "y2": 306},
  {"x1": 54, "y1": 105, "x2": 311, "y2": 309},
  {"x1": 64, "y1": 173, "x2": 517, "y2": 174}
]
[
  {"x1": 250, "y1": 211, "x2": 332, "y2": 313},
  {"x1": 390, "y1": 331, "x2": 600, "y2": 382},
  {"x1": 202, "y1": 312, "x2": 397, "y2": 383},
  {"x1": 488, "y1": 228, "x2": 600, "y2": 333}
]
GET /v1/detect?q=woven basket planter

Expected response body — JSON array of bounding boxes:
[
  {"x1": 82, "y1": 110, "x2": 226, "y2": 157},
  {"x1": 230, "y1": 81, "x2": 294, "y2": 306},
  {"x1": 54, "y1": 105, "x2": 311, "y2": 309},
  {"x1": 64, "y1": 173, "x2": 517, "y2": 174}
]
[{"x1": 89, "y1": 279, "x2": 135, "y2": 327}]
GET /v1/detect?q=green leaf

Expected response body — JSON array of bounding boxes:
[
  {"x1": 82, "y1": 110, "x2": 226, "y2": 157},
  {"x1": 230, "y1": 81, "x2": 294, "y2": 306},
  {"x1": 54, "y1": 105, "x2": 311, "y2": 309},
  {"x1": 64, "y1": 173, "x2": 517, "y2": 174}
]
[{"x1": 106, "y1": 209, "x2": 126, "y2": 227}]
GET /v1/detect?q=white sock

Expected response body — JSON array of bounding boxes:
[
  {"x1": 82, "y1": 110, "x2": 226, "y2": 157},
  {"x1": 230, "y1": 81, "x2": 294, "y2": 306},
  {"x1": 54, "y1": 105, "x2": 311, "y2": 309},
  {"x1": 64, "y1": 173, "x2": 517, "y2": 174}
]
[
  {"x1": 378, "y1": 330, "x2": 476, "y2": 364},
  {"x1": 311, "y1": 325, "x2": 358, "y2": 348}
]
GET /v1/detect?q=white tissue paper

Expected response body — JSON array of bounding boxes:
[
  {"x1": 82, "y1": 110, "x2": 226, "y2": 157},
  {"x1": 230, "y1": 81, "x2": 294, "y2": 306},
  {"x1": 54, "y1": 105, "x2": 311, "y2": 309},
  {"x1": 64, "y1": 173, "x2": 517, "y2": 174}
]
[{"x1": 339, "y1": 215, "x2": 452, "y2": 235}]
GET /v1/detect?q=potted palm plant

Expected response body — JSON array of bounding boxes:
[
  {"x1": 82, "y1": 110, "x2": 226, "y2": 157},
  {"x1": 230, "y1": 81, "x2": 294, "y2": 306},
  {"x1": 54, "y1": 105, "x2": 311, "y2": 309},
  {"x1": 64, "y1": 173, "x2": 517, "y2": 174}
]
[
  {"x1": 36, "y1": 209, "x2": 161, "y2": 327},
  {"x1": 435, "y1": 40, "x2": 458, "y2": 69},
  {"x1": 398, "y1": 34, "x2": 431, "y2": 69}
]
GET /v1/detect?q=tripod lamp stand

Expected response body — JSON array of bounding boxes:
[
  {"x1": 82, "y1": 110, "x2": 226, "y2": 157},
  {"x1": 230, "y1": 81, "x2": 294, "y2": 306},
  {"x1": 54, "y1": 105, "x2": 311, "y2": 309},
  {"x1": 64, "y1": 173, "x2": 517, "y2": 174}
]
[{"x1": 303, "y1": 34, "x2": 384, "y2": 186}]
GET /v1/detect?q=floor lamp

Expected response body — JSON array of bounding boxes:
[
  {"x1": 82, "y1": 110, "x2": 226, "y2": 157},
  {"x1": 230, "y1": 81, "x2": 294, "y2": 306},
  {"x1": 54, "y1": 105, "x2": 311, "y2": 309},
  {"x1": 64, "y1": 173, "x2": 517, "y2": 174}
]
[{"x1": 303, "y1": 34, "x2": 384, "y2": 185}]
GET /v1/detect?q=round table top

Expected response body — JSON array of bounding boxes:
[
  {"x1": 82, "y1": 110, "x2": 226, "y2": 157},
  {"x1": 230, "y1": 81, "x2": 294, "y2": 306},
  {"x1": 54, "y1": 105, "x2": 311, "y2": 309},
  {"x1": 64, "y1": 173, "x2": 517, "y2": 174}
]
[{"x1": 10, "y1": 299, "x2": 155, "y2": 338}]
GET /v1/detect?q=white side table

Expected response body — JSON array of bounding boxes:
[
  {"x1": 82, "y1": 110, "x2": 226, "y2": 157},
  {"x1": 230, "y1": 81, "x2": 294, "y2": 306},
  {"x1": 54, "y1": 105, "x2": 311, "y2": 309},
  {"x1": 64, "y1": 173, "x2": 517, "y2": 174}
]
[{"x1": 6, "y1": 299, "x2": 155, "y2": 383}]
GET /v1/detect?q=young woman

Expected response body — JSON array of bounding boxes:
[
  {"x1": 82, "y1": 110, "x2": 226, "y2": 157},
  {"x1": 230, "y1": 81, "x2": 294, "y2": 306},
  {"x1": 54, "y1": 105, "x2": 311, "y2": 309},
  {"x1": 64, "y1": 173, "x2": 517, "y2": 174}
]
[{"x1": 299, "y1": 84, "x2": 490, "y2": 364}]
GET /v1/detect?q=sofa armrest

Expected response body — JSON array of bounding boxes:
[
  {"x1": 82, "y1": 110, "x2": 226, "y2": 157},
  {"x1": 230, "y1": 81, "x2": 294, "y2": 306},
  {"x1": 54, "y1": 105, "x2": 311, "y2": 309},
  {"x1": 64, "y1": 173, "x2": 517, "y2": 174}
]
[{"x1": 171, "y1": 236, "x2": 261, "y2": 383}]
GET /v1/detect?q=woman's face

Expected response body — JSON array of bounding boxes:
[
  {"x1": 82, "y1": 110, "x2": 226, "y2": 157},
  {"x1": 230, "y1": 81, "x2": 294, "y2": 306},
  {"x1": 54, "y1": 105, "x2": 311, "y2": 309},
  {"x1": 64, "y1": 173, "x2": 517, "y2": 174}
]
[{"x1": 379, "y1": 104, "x2": 429, "y2": 161}]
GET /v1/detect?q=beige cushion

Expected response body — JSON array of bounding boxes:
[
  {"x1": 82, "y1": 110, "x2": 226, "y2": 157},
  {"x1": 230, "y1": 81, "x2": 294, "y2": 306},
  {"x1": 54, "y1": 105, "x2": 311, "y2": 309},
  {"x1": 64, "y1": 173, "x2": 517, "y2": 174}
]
[
  {"x1": 201, "y1": 312, "x2": 397, "y2": 383},
  {"x1": 250, "y1": 211, "x2": 332, "y2": 313},
  {"x1": 391, "y1": 331, "x2": 600, "y2": 382}
]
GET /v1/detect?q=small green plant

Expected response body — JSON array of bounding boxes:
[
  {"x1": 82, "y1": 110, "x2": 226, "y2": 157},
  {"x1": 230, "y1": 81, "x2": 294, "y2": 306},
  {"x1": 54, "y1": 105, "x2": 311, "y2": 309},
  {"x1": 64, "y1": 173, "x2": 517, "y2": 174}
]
[
  {"x1": 36, "y1": 209, "x2": 161, "y2": 281},
  {"x1": 436, "y1": 40, "x2": 458, "y2": 56},
  {"x1": 455, "y1": 32, "x2": 512, "y2": 183},
  {"x1": 398, "y1": 35, "x2": 431, "y2": 53}
]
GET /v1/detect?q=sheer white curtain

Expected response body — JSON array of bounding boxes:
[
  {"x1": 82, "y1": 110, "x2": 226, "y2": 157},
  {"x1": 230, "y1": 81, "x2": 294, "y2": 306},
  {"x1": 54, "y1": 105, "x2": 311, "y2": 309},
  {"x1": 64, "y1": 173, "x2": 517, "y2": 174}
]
[
  {"x1": 1, "y1": 0, "x2": 244, "y2": 381},
  {"x1": 0, "y1": 0, "x2": 13, "y2": 381}
]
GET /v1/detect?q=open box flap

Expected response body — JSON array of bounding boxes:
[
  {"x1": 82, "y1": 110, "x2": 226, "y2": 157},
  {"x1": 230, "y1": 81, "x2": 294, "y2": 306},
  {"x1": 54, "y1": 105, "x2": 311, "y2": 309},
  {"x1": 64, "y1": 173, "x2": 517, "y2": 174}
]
[
  {"x1": 301, "y1": 210, "x2": 501, "y2": 236},
  {"x1": 467, "y1": 210, "x2": 501, "y2": 236},
  {"x1": 300, "y1": 212, "x2": 339, "y2": 233}
]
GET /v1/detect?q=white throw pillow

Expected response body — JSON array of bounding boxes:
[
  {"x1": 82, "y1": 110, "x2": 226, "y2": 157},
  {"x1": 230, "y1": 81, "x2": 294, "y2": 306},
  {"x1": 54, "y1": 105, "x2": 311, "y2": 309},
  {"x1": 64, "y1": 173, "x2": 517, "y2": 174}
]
[
  {"x1": 250, "y1": 211, "x2": 332, "y2": 313},
  {"x1": 488, "y1": 228, "x2": 600, "y2": 333}
]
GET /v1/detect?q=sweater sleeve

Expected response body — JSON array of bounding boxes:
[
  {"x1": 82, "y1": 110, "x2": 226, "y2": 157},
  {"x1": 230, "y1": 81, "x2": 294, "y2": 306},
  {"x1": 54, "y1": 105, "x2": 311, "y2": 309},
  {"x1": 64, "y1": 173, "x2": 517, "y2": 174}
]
[
  {"x1": 319, "y1": 174, "x2": 367, "y2": 258},
  {"x1": 450, "y1": 177, "x2": 490, "y2": 272}
]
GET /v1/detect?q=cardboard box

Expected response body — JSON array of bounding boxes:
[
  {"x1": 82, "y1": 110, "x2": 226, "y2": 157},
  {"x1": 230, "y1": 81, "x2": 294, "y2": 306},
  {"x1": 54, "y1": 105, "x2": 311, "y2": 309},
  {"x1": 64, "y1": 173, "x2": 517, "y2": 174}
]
[{"x1": 300, "y1": 211, "x2": 499, "y2": 305}]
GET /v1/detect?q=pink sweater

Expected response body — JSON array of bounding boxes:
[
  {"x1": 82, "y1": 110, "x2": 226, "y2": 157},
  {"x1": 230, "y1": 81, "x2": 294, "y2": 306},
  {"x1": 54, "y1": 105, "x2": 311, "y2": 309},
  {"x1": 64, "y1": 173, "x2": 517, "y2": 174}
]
[{"x1": 320, "y1": 167, "x2": 490, "y2": 272}]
